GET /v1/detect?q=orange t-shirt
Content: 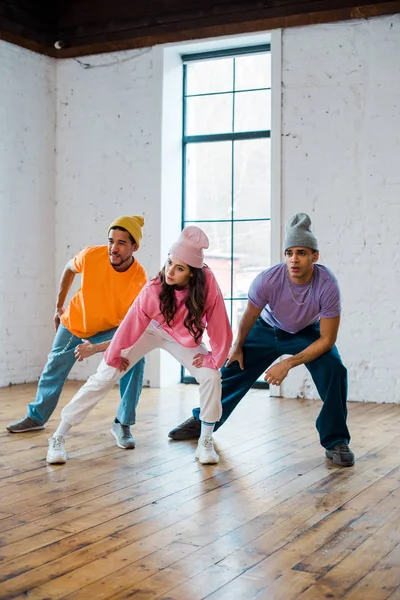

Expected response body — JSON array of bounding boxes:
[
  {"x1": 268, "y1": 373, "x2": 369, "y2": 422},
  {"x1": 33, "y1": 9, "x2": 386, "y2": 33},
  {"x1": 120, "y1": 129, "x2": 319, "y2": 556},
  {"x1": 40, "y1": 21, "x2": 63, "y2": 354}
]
[{"x1": 60, "y1": 246, "x2": 147, "y2": 338}]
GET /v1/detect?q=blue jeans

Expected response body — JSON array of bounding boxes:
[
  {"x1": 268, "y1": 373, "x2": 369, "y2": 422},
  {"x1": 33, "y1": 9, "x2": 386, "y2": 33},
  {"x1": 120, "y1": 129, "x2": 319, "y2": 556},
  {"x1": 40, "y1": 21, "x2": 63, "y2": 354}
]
[
  {"x1": 193, "y1": 318, "x2": 350, "y2": 449},
  {"x1": 28, "y1": 324, "x2": 145, "y2": 425}
]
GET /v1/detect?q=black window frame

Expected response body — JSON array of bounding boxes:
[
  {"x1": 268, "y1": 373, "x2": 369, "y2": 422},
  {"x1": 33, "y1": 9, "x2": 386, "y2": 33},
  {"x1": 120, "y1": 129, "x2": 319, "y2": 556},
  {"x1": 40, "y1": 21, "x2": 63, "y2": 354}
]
[{"x1": 181, "y1": 45, "x2": 271, "y2": 389}]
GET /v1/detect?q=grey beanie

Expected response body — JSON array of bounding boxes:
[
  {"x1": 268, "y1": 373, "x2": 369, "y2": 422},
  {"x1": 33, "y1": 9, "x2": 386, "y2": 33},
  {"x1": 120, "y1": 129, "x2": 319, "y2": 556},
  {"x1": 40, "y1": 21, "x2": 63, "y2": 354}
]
[{"x1": 284, "y1": 213, "x2": 319, "y2": 252}]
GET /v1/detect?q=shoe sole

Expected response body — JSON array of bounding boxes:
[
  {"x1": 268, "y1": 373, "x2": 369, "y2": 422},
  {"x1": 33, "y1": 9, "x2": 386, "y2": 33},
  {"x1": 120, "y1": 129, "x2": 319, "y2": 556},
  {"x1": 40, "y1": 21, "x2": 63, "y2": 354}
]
[
  {"x1": 46, "y1": 456, "x2": 66, "y2": 465},
  {"x1": 195, "y1": 451, "x2": 219, "y2": 465},
  {"x1": 168, "y1": 432, "x2": 201, "y2": 440},
  {"x1": 7, "y1": 424, "x2": 46, "y2": 433},
  {"x1": 325, "y1": 451, "x2": 354, "y2": 467},
  {"x1": 110, "y1": 428, "x2": 135, "y2": 449}
]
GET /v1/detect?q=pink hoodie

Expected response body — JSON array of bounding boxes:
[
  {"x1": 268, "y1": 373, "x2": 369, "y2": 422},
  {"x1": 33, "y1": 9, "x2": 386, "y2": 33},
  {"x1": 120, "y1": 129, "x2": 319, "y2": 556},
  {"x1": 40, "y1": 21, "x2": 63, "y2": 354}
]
[{"x1": 104, "y1": 267, "x2": 232, "y2": 371}]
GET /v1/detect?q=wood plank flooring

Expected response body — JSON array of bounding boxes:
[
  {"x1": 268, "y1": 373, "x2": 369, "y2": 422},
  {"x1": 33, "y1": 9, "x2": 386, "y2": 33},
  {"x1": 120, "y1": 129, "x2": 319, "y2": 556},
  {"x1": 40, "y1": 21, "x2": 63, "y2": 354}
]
[{"x1": 0, "y1": 382, "x2": 400, "y2": 599}]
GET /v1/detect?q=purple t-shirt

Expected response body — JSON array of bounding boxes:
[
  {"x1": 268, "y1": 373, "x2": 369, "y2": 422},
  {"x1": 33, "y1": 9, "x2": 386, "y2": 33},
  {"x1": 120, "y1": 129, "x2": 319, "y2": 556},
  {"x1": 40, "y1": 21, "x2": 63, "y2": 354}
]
[{"x1": 248, "y1": 263, "x2": 341, "y2": 334}]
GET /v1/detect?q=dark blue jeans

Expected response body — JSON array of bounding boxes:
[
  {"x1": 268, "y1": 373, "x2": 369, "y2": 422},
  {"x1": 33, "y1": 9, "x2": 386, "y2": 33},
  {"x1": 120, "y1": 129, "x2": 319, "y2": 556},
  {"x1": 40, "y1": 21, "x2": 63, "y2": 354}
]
[{"x1": 193, "y1": 318, "x2": 350, "y2": 449}]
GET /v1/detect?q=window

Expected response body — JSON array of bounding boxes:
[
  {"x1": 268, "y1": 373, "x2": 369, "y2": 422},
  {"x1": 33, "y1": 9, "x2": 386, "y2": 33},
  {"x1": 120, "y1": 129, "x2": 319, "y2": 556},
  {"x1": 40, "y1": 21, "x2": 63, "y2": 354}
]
[{"x1": 181, "y1": 46, "x2": 272, "y2": 387}]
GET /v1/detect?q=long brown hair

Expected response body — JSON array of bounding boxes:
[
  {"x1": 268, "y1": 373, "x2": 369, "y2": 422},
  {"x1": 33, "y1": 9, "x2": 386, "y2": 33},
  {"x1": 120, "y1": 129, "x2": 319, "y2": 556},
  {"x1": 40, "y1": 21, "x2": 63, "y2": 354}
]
[{"x1": 155, "y1": 264, "x2": 207, "y2": 344}]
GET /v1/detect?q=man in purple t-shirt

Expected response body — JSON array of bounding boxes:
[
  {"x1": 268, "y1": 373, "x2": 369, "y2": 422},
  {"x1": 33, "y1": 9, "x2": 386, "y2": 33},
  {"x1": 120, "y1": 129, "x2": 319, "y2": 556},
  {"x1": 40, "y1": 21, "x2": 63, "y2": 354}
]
[{"x1": 169, "y1": 213, "x2": 354, "y2": 467}]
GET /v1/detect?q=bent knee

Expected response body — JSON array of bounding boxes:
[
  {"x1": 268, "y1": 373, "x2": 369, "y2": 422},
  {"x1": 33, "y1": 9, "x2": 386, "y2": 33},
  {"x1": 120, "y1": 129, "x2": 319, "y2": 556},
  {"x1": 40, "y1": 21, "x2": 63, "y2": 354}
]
[
  {"x1": 320, "y1": 351, "x2": 347, "y2": 373},
  {"x1": 196, "y1": 367, "x2": 221, "y2": 384},
  {"x1": 92, "y1": 364, "x2": 119, "y2": 384}
]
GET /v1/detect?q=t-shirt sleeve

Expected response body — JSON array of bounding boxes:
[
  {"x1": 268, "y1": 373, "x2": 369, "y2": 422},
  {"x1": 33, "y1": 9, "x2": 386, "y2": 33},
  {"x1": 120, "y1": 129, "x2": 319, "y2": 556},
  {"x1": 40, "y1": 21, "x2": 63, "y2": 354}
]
[
  {"x1": 320, "y1": 279, "x2": 341, "y2": 318},
  {"x1": 72, "y1": 247, "x2": 89, "y2": 274},
  {"x1": 248, "y1": 271, "x2": 268, "y2": 309}
]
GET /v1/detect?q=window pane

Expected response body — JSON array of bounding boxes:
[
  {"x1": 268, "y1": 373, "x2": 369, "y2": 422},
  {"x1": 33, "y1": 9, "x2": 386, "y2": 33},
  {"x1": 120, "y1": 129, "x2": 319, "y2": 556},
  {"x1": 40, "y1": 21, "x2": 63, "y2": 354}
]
[
  {"x1": 231, "y1": 299, "x2": 247, "y2": 340},
  {"x1": 233, "y1": 138, "x2": 271, "y2": 220},
  {"x1": 235, "y1": 53, "x2": 271, "y2": 91},
  {"x1": 185, "y1": 142, "x2": 232, "y2": 221},
  {"x1": 234, "y1": 89, "x2": 271, "y2": 132},
  {"x1": 186, "y1": 94, "x2": 233, "y2": 136},
  {"x1": 186, "y1": 58, "x2": 234, "y2": 95},
  {"x1": 232, "y1": 220, "x2": 271, "y2": 298},
  {"x1": 224, "y1": 299, "x2": 232, "y2": 325}
]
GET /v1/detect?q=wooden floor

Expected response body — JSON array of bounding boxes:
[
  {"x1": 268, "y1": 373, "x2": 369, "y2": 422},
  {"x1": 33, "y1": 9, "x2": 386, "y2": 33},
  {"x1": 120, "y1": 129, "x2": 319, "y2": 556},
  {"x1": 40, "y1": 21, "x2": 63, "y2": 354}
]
[{"x1": 0, "y1": 383, "x2": 400, "y2": 600}]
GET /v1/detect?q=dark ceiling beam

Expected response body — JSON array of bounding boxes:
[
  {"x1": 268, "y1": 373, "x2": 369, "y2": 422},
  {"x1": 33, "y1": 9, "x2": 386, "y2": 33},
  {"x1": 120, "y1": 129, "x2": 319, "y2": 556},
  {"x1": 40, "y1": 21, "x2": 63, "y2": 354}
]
[
  {"x1": 0, "y1": 0, "x2": 55, "y2": 30},
  {"x1": 0, "y1": 28, "x2": 52, "y2": 54},
  {"x1": 0, "y1": 0, "x2": 399, "y2": 58},
  {"x1": 54, "y1": 1, "x2": 400, "y2": 58},
  {"x1": 0, "y1": 0, "x2": 57, "y2": 54}
]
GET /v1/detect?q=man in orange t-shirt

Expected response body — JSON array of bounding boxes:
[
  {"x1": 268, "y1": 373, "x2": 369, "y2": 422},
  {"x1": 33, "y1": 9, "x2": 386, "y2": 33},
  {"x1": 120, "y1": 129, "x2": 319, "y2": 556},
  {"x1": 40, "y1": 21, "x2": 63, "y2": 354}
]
[{"x1": 7, "y1": 216, "x2": 147, "y2": 450}]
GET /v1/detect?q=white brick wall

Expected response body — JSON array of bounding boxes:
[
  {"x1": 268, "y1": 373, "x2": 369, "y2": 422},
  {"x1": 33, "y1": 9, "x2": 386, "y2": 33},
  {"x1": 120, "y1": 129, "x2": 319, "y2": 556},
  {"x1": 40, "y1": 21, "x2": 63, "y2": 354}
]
[
  {"x1": 0, "y1": 42, "x2": 56, "y2": 386},
  {"x1": 280, "y1": 15, "x2": 400, "y2": 403},
  {"x1": 55, "y1": 48, "x2": 165, "y2": 383}
]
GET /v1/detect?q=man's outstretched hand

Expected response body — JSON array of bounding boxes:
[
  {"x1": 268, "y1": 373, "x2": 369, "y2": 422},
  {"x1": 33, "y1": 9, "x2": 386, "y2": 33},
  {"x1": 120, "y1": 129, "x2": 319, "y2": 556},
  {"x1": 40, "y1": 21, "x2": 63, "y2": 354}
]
[
  {"x1": 264, "y1": 361, "x2": 290, "y2": 386},
  {"x1": 75, "y1": 340, "x2": 95, "y2": 361}
]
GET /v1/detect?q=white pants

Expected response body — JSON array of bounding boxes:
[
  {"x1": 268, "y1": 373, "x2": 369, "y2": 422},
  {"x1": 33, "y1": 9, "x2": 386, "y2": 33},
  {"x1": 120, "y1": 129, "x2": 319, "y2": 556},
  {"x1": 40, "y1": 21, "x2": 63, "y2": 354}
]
[{"x1": 61, "y1": 322, "x2": 222, "y2": 427}]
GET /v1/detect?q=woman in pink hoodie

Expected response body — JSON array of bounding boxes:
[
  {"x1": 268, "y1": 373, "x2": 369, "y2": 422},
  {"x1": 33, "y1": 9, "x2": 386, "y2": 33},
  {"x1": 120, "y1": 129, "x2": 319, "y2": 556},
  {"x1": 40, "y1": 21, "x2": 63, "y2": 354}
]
[{"x1": 47, "y1": 226, "x2": 233, "y2": 466}]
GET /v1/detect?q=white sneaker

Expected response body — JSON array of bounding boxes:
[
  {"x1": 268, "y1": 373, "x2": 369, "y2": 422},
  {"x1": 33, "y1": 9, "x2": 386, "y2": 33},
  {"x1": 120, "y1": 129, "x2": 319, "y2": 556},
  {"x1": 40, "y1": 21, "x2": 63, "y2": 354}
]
[
  {"x1": 46, "y1": 435, "x2": 67, "y2": 464},
  {"x1": 195, "y1": 435, "x2": 219, "y2": 465}
]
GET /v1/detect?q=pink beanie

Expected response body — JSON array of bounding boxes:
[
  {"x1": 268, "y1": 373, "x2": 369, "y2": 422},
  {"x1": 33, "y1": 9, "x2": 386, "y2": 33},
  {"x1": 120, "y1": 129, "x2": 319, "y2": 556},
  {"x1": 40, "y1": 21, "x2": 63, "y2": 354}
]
[{"x1": 169, "y1": 226, "x2": 209, "y2": 269}]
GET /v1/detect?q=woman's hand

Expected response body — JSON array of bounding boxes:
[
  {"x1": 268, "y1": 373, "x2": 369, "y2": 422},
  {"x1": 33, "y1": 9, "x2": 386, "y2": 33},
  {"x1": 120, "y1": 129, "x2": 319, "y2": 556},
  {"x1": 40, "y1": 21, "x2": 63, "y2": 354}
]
[
  {"x1": 192, "y1": 353, "x2": 206, "y2": 368},
  {"x1": 118, "y1": 357, "x2": 130, "y2": 372}
]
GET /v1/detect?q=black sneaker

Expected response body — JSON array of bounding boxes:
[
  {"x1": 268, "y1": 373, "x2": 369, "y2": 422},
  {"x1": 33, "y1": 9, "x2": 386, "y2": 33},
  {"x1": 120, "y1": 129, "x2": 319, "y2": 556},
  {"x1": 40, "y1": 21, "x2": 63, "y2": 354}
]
[
  {"x1": 168, "y1": 417, "x2": 201, "y2": 440},
  {"x1": 325, "y1": 443, "x2": 355, "y2": 467}
]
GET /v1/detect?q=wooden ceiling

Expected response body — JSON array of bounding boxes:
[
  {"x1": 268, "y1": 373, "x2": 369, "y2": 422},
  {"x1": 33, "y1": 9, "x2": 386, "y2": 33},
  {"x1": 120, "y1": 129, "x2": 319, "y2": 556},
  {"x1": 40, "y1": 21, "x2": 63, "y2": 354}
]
[{"x1": 1, "y1": 0, "x2": 400, "y2": 57}]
